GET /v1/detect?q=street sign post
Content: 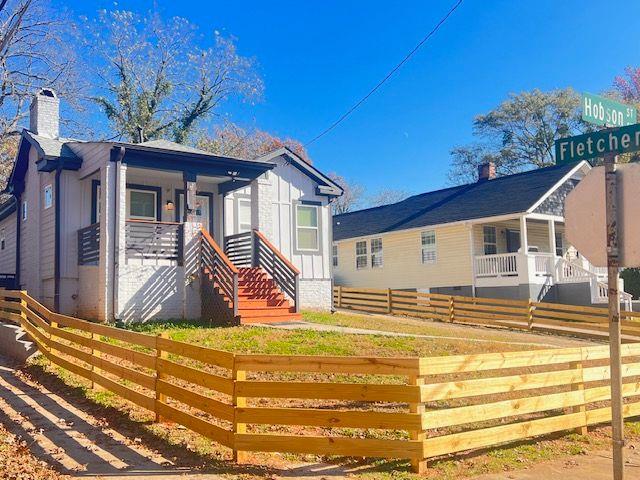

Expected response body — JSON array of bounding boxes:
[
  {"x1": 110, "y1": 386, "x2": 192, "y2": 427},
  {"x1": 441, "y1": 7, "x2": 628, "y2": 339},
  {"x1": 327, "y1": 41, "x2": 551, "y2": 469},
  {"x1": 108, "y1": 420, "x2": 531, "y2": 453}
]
[
  {"x1": 559, "y1": 94, "x2": 638, "y2": 480},
  {"x1": 582, "y1": 92, "x2": 636, "y2": 128}
]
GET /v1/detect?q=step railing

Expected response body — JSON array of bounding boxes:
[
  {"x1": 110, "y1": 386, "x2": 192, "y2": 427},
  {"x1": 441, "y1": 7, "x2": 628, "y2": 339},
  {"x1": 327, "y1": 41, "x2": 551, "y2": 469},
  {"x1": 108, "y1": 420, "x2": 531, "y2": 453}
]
[
  {"x1": 201, "y1": 229, "x2": 239, "y2": 317},
  {"x1": 252, "y1": 230, "x2": 300, "y2": 312},
  {"x1": 223, "y1": 230, "x2": 300, "y2": 312}
]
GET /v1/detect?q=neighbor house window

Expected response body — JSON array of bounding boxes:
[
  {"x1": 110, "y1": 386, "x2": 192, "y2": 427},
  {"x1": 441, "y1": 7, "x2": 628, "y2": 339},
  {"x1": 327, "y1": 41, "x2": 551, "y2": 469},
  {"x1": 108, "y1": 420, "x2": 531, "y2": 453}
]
[
  {"x1": 371, "y1": 238, "x2": 383, "y2": 268},
  {"x1": 483, "y1": 226, "x2": 497, "y2": 255},
  {"x1": 421, "y1": 230, "x2": 437, "y2": 264},
  {"x1": 0, "y1": 228, "x2": 5, "y2": 250},
  {"x1": 127, "y1": 189, "x2": 157, "y2": 220},
  {"x1": 296, "y1": 204, "x2": 319, "y2": 251},
  {"x1": 21, "y1": 201, "x2": 27, "y2": 221},
  {"x1": 332, "y1": 244, "x2": 338, "y2": 267},
  {"x1": 555, "y1": 231, "x2": 564, "y2": 257},
  {"x1": 238, "y1": 199, "x2": 252, "y2": 233},
  {"x1": 356, "y1": 240, "x2": 367, "y2": 269},
  {"x1": 43, "y1": 184, "x2": 53, "y2": 209}
]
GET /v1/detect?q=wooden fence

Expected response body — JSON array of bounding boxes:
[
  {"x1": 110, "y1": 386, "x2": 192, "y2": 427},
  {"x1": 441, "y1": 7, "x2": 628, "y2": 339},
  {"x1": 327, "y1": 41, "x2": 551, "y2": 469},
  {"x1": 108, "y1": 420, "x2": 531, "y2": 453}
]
[
  {"x1": 2, "y1": 289, "x2": 640, "y2": 474},
  {"x1": 334, "y1": 286, "x2": 640, "y2": 340}
]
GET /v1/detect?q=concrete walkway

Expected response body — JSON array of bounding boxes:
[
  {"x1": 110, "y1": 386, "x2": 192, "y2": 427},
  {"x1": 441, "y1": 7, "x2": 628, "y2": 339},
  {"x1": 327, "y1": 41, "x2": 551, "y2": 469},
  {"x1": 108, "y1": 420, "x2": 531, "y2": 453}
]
[
  {"x1": 0, "y1": 355, "x2": 223, "y2": 479},
  {"x1": 249, "y1": 318, "x2": 592, "y2": 348}
]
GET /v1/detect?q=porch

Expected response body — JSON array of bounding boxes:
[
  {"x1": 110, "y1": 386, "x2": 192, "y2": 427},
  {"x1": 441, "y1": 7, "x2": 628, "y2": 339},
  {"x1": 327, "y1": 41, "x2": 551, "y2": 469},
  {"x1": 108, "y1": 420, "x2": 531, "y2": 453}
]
[{"x1": 471, "y1": 215, "x2": 630, "y2": 306}]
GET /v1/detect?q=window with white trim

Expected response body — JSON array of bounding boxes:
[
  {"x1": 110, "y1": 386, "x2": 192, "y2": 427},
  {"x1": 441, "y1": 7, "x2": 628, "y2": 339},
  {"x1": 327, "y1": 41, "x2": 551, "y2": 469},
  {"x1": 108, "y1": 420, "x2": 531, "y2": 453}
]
[
  {"x1": 237, "y1": 199, "x2": 252, "y2": 233},
  {"x1": 21, "y1": 201, "x2": 27, "y2": 221},
  {"x1": 332, "y1": 244, "x2": 338, "y2": 267},
  {"x1": 43, "y1": 184, "x2": 53, "y2": 209},
  {"x1": 127, "y1": 189, "x2": 157, "y2": 220},
  {"x1": 370, "y1": 238, "x2": 383, "y2": 268},
  {"x1": 421, "y1": 230, "x2": 436, "y2": 264},
  {"x1": 555, "y1": 231, "x2": 564, "y2": 257},
  {"x1": 483, "y1": 226, "x2": 497, "y2": 255},
  {"x1": 355, "y1": 240, "x2": 367, "y2": 269},
  {"x1": 296, "y1": 204, "x2": 319, "y2": 251}
]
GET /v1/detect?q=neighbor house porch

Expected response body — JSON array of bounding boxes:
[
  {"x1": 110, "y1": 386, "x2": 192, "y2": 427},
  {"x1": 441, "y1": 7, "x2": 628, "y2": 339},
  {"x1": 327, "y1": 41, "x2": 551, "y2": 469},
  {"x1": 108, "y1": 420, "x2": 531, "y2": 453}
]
[{"x1": 470, "y1": 214, "x2": 630, "y2": 306}]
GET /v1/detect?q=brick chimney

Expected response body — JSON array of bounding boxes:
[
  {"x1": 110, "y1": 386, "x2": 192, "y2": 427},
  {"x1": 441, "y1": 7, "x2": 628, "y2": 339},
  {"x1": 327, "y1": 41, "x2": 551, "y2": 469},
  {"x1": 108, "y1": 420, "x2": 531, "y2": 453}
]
[
  {"x1": 477, "y1": 161, "x2": 496, "y2": 182},
  {"x1": 29, "y1": 88, "x2": 59, "y2": 138}
]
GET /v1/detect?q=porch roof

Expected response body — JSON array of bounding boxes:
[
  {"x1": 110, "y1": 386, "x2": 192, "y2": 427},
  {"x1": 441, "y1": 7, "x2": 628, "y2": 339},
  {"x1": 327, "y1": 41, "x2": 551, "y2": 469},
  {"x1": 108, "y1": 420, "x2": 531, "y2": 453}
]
[{"x1": 333, "y1": 162, "x2": 583, "y2": 241}]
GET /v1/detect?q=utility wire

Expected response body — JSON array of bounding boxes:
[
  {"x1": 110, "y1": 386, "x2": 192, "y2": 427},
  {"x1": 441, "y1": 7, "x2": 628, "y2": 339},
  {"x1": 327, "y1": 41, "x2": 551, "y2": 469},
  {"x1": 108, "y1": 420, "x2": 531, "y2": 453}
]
[{"x1": 304, "y1": 0, "x2": 464, "y2": 147}]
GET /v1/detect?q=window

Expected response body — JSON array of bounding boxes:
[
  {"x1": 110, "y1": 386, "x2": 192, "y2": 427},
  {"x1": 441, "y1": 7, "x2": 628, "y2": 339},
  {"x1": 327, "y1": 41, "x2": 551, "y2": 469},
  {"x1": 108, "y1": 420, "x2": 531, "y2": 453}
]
[
  {"x1": 555, "y1": 231, "x2": 564, "y2": 257},
  {"x1": 238, "y1": 199, "x2": 252, "y2": 233},
  {"x1": 0, "y1": 228, "x2": 5, "y2": 250},
  {"x1": 127, "y1": 189, "x2": 157, "y2": 220},
  {"x1": 296, "y1": 204, "x2": 319, "y2": 251},
  {"x1": 21, "y1": 201, "x2": 27, "y2": 221},
  {"x1": 371, "y1": 238, "x2": 383, "y2": 268},
  {"x1": 356, "y1": 241, "x2": 367, "y2": 269},
  {"x1": 483, "y1": 226, "x2": 497, "y2": 255},
  {"x1": 421, "y1": 230, "x2": 437, "y2": 264},
  {"x1": 332, "y1": 244, "x2": 338, "y2": 267},
  {"x1": 43, "y1": 184, "x2": 53, "y2": 209}
]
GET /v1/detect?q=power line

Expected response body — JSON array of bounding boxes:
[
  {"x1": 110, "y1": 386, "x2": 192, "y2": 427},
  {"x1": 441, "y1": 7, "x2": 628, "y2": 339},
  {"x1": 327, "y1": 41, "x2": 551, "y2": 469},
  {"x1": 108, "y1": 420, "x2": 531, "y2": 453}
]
[{"x1": 304, "y1": 0, "x2": 464, "y2": 147}]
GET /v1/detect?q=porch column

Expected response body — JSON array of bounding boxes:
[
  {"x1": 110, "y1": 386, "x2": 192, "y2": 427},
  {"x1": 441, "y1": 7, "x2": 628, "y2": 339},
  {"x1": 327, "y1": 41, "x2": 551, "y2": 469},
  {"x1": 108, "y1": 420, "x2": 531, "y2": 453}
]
[
  {"x1": 548, "y1": 219, "x2": 557, "y2": 256},
  {"x1": 183, "y1": 172, "x2": 198, "y2": 223},
  {"x1": 250, "y1": 173, "x2": 273, "y2": 239},
  {"x1": 113, "y1": 162, "x2": 127, "y2": 319},
  {"x1": 181, "y1": 171, "x2": 201, "y2": 319},
  {"x1": 519, "y1": 216, "x2": 529, "y2": 253}
]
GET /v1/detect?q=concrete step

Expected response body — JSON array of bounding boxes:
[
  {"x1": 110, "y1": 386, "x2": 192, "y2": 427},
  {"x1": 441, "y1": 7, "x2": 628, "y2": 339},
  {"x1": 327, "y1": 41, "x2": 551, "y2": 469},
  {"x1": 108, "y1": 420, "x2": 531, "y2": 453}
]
[{"x1": 0, "y1": 321, "x2": 39, "y2": 363}]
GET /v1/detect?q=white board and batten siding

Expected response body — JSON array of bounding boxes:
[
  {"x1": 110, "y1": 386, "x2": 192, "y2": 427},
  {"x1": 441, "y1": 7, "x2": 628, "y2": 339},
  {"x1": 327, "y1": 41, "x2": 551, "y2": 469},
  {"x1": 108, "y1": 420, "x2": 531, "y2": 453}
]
[{"x1": 225, "y1": 158, "x2": 331, "y2": 281}]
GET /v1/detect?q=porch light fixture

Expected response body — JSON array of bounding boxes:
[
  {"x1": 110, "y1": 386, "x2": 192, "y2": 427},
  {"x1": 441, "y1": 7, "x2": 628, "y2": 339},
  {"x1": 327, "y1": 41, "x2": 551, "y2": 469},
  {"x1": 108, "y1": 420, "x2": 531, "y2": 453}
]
[{"x1": 165, "y1": 200, "x2": 175, "y2": 211}]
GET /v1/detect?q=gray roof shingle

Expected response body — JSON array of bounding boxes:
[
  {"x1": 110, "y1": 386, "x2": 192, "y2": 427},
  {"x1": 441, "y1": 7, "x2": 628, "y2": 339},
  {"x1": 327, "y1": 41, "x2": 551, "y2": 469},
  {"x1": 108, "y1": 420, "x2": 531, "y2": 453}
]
[{"x1": 333, "y1": 163, "x2": 579, "y2": 241}]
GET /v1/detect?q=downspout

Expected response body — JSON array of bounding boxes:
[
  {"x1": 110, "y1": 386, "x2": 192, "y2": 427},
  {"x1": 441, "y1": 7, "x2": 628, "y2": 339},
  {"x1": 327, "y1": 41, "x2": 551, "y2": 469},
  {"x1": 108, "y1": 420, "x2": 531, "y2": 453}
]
[
  {"x1": 54, "y1": 164, "x2": 62, "y2": 312},
  {"x1": 14, "y1": 195, "x2": 21, "y2": 289},
  {"x1": 111, "y1": 147, "x2": 125, "y2": 321}
]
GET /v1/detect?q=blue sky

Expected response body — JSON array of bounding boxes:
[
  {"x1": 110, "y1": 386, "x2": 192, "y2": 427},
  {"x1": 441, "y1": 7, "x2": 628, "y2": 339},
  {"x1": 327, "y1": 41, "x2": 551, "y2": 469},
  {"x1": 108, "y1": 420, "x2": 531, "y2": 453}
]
[{"x1": 62, "y1": 0, "x2": 640, "y2": 196}]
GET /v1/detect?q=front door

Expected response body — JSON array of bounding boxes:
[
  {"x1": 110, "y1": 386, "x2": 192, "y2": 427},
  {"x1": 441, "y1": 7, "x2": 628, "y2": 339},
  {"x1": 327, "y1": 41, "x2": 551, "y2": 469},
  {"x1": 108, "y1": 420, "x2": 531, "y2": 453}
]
[
  {"x1": 178, "y1": 193, "x2": 212, "y2": 232},
  {"x1": 506, "y1": 229, "x2": 521, "y2": 253}
]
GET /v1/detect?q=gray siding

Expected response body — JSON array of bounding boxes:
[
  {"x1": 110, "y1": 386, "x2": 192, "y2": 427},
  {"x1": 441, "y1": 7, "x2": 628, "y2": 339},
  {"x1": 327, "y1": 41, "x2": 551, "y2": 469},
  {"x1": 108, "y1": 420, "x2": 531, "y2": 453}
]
[{"x1": 0, "y1": 212, "x2": 17, "y2": 274}]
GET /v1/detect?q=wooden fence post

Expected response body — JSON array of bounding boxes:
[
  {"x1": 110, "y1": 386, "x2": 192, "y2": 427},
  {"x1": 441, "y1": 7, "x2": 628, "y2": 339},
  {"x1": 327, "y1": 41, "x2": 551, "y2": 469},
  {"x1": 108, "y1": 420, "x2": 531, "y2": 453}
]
[
  {"x1": 18, "y1": 292, "x2": 27, "y2": 329},
  {"x1": 90, "y1": 332, "x2": 104, "y2": 391},
  {"x1": 409, "y1": 374, "x2": 427, "y2": 474},
  {"x1": 387, "y1": 288, "x2": 393, "y2": 314},
  {"x1": 155, "y1": 332, "x2": 168, "y2": 423},
  {"x1": 571, "y1": 349, "x2": 588, "y2": 435},
  {"x1": 449, "y1": 296, "x2": 455, "y2": 323},
  {"x1": 336, "y1": 286, "x2": 342, "y2": 308},
  {"x1": 232, "y1": 358, "x2": 247, "y2": 463},
  {"x1": 527, "y1": 300, "x2": 535, "y2": 330}
]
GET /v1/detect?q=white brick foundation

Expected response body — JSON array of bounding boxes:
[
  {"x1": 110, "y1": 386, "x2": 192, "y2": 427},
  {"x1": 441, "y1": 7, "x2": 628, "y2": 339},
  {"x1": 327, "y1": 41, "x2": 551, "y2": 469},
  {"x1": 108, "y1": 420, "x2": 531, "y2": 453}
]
[{"x1": 298, "y1": 279, "x2": 333, "y2": 311}]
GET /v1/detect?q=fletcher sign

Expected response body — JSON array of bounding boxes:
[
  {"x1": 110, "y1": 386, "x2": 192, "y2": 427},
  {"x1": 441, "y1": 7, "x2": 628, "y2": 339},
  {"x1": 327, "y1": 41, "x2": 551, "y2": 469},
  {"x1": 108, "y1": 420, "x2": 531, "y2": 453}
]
[{"x1": 555, "y1": 123, "x2": 640, "y2": 165}]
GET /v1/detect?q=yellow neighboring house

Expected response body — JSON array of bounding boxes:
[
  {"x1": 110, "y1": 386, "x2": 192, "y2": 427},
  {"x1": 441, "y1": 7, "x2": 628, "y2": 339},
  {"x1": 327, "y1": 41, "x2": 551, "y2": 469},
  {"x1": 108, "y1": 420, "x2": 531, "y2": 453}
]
[{"x1": 332, "y1": 161, "x2": 632, "y2": 307}]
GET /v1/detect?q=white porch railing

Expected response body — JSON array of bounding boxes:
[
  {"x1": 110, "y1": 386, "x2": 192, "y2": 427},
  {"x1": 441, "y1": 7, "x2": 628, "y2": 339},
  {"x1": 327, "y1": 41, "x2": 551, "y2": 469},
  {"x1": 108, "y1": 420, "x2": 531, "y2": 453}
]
[
  {"x1": 533, "y1": 253, "x2": 554, "y2": 276},
  {"x1": 475, "y1": 253, "x2": 518, "y2": 277}
]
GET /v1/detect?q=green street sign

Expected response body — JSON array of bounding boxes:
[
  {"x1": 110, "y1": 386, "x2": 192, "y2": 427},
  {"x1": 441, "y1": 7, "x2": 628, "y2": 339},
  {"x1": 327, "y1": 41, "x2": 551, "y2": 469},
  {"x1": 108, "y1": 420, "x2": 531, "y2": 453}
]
[
  {"x1": 555, "y1": 123, "x2": 640, "y2": 165},
  {"x1": 582, "y1": 92, "x2": 636, "y2": 127}
]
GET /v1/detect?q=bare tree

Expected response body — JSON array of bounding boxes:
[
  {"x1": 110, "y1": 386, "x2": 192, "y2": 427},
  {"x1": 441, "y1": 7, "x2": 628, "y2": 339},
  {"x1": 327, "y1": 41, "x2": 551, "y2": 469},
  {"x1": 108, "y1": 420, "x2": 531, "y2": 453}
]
[
  {"x1": 327, "y1": 172, "x2": 363, "y2": 215},
  {"x1": 198, "y1": 122, "x2": 310, "y2": 162},
  {"x1": 367, "y1": 188, "x2": 411, "y2": 207},
  {"x1": 82, "y1": 9, "x2": 263, "y2": 144},
  {"x1": 0, "y1": 0, "x2": 80, "y2": 141}
]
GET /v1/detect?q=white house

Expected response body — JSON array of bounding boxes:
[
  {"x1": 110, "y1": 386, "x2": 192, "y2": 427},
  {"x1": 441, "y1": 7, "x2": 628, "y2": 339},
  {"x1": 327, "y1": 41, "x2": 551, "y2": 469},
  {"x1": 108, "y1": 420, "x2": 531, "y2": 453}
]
[
  {"x1": 0, "y1": 89, "x2": 342, "y2": 323},
  {"x1": 333, "y1": 161, "x2": 632, "y2": 308}
]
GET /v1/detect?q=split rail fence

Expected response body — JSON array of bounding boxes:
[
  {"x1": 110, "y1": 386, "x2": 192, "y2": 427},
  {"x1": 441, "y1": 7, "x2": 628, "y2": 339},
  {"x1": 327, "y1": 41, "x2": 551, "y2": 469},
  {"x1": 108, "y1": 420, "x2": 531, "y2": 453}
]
[
  {"x1": 2, "y1": 289, "x2": 640, "y2": 474},
  {"x1": 334, "y1": 286, "x2": 640, "y2": 341}
]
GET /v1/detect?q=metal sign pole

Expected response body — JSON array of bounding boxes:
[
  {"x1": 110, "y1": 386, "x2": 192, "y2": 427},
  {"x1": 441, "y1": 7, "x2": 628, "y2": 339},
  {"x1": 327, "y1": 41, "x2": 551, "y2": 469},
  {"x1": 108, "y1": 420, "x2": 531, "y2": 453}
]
[{"x1": 604, "y1": 151, "x2": 624, "y2": 480}]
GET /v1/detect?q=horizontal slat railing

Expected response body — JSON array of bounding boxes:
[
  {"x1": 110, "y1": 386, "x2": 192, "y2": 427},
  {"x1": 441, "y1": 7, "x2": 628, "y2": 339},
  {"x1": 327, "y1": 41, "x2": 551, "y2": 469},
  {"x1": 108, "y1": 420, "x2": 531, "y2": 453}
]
[
  {"x1": 125, "y1": 220, "x2": 183, "y2": 264},
  {"x1": 201, "y1": 229, "x2": 239, "y2": 317},
  {"x1": 334, "y1": 286, "x2": 640, "y2": 341},
  {"x1": 77, "y1": 222, "x2": 100, "y2": 265},
  {"x1": 223, "y1": 232, "x2": 252, "y2": 268},
  {"x1": 4, "y1": 288, "x2": 640, "y2": 474}
]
